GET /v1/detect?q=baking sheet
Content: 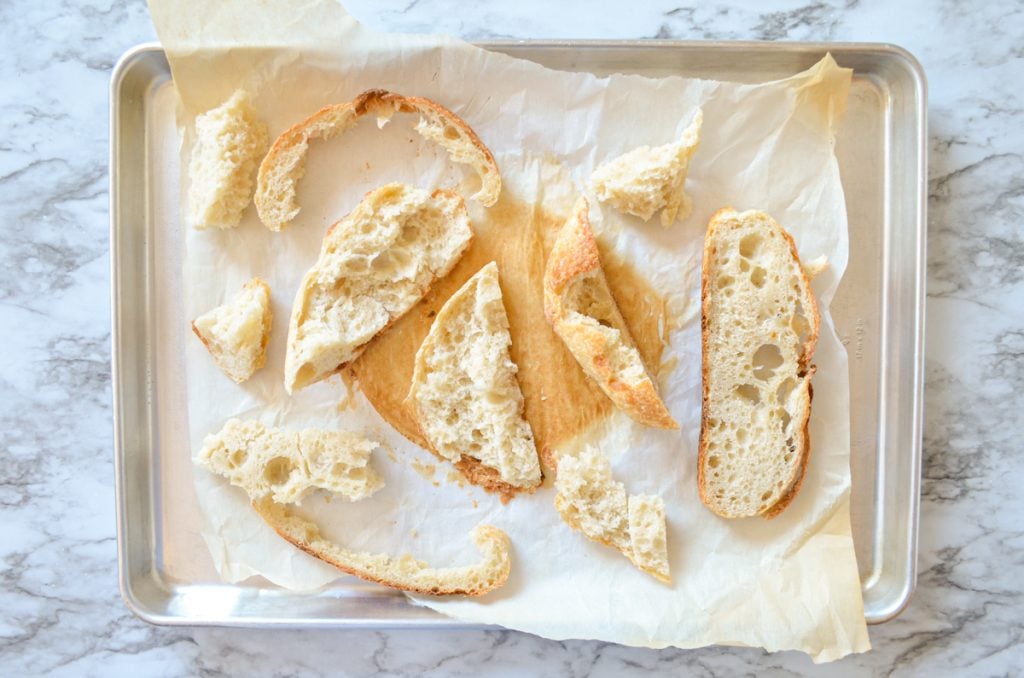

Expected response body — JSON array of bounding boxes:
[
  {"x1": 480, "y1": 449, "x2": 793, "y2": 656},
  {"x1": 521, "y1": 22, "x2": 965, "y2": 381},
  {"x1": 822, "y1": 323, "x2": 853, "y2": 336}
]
[{"x1": 110, "y1": 37, "x2": 925, "y2": 649}]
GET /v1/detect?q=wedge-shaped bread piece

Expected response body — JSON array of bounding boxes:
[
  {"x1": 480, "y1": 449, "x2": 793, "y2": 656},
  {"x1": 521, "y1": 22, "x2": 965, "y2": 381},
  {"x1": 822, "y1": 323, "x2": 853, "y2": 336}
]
[
  {"x1": 554, "y1": 446, "x2": 670, "y2": 583},
  {"x1": 408, "y1": 262, "x2": 542, "y2": 497},
  {"x1": 256, "y1": 89, "x2": 500, "y2": 231},
  {"x1": 699, "y1": 208, "x2": 821, "y2": 519},
  {"x1": 254, "y1": 498, "x2": 511, "y2": 596},
  {"x1": 192, "y1": 278, "x2": 273, "y2": 383},
  {"x1": 591, "y1": 109, "x2": 702, "y2": 227},
  {"x1": 543, "y1": 198, "x2": 677, "y2": 429},
  {"x1": 188, "y1": 90, "x2": 269, "y2": 230},
  {"x1": 197, "y1": 418, "x2": 383, "y2": 504},
  {"x1": 284, "y1": 184, "x2": 472, "y2": 394}
]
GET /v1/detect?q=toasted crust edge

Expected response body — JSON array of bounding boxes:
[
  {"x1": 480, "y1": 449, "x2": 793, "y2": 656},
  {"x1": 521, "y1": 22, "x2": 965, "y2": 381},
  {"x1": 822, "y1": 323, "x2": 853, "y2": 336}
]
[
  {"x1": 252, "y1": 498, "x2": 511, "y2": 597},
  {"x1": 543, "y1": 198, "x2": 678, "y2": 430},
  {"x1": 697, "y1": 207, "x2": 821, "y2": 519}
]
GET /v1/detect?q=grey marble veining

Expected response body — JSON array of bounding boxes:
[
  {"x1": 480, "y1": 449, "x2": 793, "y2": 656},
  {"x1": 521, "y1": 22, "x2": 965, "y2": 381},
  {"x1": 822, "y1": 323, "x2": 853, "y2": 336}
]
[{"x1": 1, "y1": 0, "x2": 1022, "y2": 675}]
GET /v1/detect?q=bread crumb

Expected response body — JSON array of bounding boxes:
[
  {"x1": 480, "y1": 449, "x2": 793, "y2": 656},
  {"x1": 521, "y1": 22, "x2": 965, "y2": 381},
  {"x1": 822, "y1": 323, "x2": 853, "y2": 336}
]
[{"x1": 411, "y1": 459, "x2": 436, "y2": 480}]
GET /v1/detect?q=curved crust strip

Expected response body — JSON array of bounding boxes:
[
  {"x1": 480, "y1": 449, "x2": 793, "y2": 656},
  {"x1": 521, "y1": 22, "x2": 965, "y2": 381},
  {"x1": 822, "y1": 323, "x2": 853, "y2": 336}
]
[
  {"x1": 255, "y1": 89, "x2": 501, "y2": 231},
  {"x1": 543, "y1": 197, "x2": 677, "y2": 429},
  {"x1": 253, "y1": 498, "x2": 511, "y2": 596}
]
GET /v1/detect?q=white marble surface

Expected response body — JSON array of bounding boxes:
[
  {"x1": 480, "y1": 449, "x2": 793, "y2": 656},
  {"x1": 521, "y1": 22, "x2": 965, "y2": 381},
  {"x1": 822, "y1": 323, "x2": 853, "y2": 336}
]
[{"x1": 1, "y1": 0, "x2": 1022, "y2": 674}]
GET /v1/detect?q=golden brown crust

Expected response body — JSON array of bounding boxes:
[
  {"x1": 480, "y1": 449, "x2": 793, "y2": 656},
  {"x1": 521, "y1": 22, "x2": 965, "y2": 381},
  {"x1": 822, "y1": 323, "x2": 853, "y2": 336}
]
[
  {"x1": 252, "y1": 498, "x2": 510, "y2": 597},
  {"x1": 697, "y1": 208, "x2": 821, "y2": 519},
  {"x1": 256, "y1": 89, "x2": 500, "y2": 230},
  {"x1": 543, "y1": 197, "x2": 677, "y2": 430}
]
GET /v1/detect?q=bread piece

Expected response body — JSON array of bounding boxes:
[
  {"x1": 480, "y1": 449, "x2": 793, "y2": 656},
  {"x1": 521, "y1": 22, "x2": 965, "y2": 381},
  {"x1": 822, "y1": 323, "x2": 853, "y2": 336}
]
[
  {"x1": 554, "y1": 446, "x2": 670, "y2": 583},
  {"x1": 192, "y1": 278, "x2": 273, "y2": 383},
  {"x1": 698, "y1": 208, "x2": 821, "y2": 519},
  {"x1": 543, "y1": 198, "x2": 677, "y2": 429},
  {"x1": 188, "y1": 90, "x2": 269, "y2": 230},
  {"x1": 255, "y1": 89, "x2": 500, "y2": 231},
  {"x1": 284, "y1": 184, "x2": 472, "y2": 394},
  {"x1": 590, "y1": 109, "x2": 702, "y2": 227},
  {"x1": 197, "y1": 418, "x2": 383, "y2": 504},
  {"x1": 254, "y1": 498, "x2": 511, "y2": 596},
  {"x1": 408, "y1": 262, "x2": 542, "y2": 496}
]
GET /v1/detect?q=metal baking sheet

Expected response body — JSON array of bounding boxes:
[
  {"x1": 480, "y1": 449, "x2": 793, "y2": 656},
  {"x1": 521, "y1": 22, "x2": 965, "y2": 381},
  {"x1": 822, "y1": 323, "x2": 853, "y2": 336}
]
[{"x1": 111, "y1": 41, "x2": 925, "y2": 627}]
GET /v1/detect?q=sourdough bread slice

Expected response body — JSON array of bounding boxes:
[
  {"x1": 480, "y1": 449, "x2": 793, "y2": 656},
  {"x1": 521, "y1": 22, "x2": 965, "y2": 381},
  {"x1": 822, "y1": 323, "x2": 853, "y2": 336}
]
[
  {"x1": 591, "y1": 109, "x2": 702, "y2": 227},
  {"x1": 554, "y1": 446, "x2": 670, "y2": 583},
  {"x1": 543, "y1": 198, "x2": 677, "y2": 429},
  {"x1": 255, "y1": 89, "x2": 500, "y2": 231},
  {"x1": 192, "y1": 277, "x2": 273, "y2": 384},
  {"x1": 197, "y1": 418, "x2": 383, "y2": 504},
  {"x1": 254, "y1": 498, "x2": 511, "y2": 596},
  {"x1": 188, "y1": 90, "x2": 268, "y2": 230},
  {"x1": 408, "y1": 262, "x2": 542, "y2": 497},
  {"x1": 699, "y1": 208, "x2": 821, "y2": 519},
  {"x1": 284, "y1": 183, "x2": 472, "y2": 394}
]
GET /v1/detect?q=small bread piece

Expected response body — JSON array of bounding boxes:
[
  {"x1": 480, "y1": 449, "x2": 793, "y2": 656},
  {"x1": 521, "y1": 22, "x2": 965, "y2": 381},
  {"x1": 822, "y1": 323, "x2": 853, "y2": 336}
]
[
  {"x1": 284, "y1": 184, "x2": 472, "y2": 394},
  {"x1": 543, "y1": 198, "x2": 677, "y2": 429},
  {"x1": 255, "y1": 89, "x2": 500, "y2": 231},
  {"x1": 197, "y1": 418, "x2": 383, "y2": 504},
  {"x1": 188, "y1": 90, "x2": 269, "y2": 230},
  {"x1": 591, "y1": 109, "x2": 702, "y2": 227},
  {"x1": 254, "y1": 498, "x2": 511, "y2": 596},
  {"x1": 408, "y1": 262, "x2": 542, "y2": 496},
  {"x1": 192, "y1": 278, "x2": 273, "y2": 383},
  {"x1": 698, "y1": 208, "x2": 821, "y2": 519},
  {"x1": 554, "y1": 447, "x2": 670, "y2": 583}
]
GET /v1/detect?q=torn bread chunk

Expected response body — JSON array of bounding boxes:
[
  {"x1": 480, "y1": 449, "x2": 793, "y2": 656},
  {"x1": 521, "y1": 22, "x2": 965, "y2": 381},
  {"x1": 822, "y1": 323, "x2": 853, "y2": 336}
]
[
  {"x1": 591, "y1": 109, "x2": 702, "y2": 227},
  {"x1": 192, "y1": 278, "x2": 273, "y2": 384},
  {"x1": 408, "y1": 262, "x2": 542, "y2": 498},
  {"x1": 197, "y1": 418, "x2": 383, "y2": 504},
  {"x1": 543, "y1": 197, "x2": 677, "y2": 429},
  {"x1": 554, "y1": 446, "x2": 670, "y2": 583},
  {"x1": 255, "y1": 89, "x2": 500, "y2": 231},
  {"x1": 698, "y1": 208, "x2": 821, "y2": 519},
  {"x1": 284, "y1": 183, "x2": 472, "y2": 394},
  {"x1": 254, "y1": 498, "x2": 511, "y2": 596},
  {"x1": 188, "y1": 90, "x2": 269, "y2": 230}
]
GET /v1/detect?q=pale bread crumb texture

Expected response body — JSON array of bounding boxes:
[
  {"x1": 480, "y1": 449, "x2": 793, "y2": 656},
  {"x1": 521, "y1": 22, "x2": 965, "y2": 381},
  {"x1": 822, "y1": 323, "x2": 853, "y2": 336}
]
[
  {"x1": 255, "y1": 89, "x2": 500, "y2": 231},
  {"x1": 591, "y1": 109, "x2": 702, "y2": 227},
  {"x1": 254, "y1": 498, "x2": 511, "y2": 596},
  {"x1": 409, "y1": 262, "x2": 542, "y2": 490},
  {"x1": 192, "y1": 277, "x2": 272, "y2": 383},
  {"x1": 197, "y1": 418, "x2": 383, "y2": 505},
  {"x1": 699, "y1": 208, "x2": 820, "y2": 519},
  {"x1": 284, "y1": 183, "x2": 472, "y2": 394},
  {"x1": 188, "y1": 90, "x2": 269, "y2": 230},
  {"x1": 543, "y1": 198, "x2": 677, "y2": 429},
  {"x1": 554, "y1": 446, "x2": 671, "y2": 583}
]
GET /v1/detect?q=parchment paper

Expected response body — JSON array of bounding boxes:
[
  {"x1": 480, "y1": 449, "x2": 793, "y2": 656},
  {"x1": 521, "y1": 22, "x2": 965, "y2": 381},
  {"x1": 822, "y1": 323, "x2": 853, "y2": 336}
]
[{"x1": 149, "y1": 0, "x2": 869, "y2": 662}]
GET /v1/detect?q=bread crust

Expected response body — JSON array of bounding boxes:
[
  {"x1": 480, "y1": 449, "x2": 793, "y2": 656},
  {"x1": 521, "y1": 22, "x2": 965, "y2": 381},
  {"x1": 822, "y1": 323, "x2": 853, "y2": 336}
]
[
  {"x1": 697, "y1": 207, "x2": 821, "y2": 519},
  {"x1": 253, "y1": 498, "x2": 510, "y2": 596},
  {"x1": 255, "y1": 89, "x2": 501, "y2": 231},
  {"x1": 543, "y1": 198, "x2": 677, "y2": 430}
]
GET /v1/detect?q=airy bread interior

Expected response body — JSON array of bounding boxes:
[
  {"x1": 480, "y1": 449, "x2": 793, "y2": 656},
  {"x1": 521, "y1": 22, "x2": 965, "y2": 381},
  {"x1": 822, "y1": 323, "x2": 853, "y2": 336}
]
[
  {"x1": 192, "y1": 277, "x2": 273, "y2": 384},
  {"x1": 699, "y1": 208, "x2": 820, "y2": 519},
  {"x1": 284, "y1": 183, "x2": 472, "y2": 393},
  {"x1": 408, "y1": 262, "x2": 542, "y2": 492}
]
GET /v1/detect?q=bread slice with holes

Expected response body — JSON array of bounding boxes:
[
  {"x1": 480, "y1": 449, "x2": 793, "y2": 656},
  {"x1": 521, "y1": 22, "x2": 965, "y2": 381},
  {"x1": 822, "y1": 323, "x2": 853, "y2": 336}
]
[
  {"x1": 408, "y1": 262, "x2": 542, "y2": 498},
  {"x1": 554, "y1": 446, "x2": 670, "y2": 583},
  {"x1": 254, "y1": 498, "x2": 511, "y2": 596},
  {"x1": 284, "y1": 183, "x2": 472, "y2": 394},
  {"x1": 699, "y1": 208, "x2": 821, "y2": 519},
  {"x1": 192, "y1": 278, "x2": 273, "y2": 384},
  {"x1": 188, "y1": 90, "x2": 269, "y2": 230},
  {"x1": 196, "y1": 418, "x2": 383, "y2": 504},
  {"x1": 591, "y1": 109, "x2": 702, "y2": 227},
  {"x1": 544, "y1": 197, "x2": 677, "y2": 429},
  {"x1": 256, "y1": 89, "x2": 500, "y2": 231}
]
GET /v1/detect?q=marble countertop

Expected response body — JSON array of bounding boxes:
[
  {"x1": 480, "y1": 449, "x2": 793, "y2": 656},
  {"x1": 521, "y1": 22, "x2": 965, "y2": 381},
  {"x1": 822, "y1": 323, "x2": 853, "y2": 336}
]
[{"x1": 2, "y1": 0, "x2": 1022, "y2": 674}]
